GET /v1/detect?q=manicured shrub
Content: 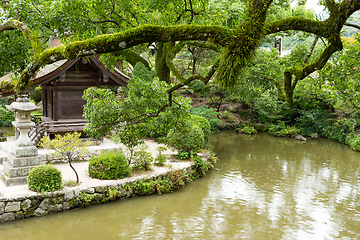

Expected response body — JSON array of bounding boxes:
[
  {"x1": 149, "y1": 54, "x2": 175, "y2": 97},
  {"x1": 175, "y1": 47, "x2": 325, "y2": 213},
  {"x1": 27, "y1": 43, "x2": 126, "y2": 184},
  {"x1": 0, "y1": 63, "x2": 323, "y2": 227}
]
[
  {"x1": 88, "y1": 151, "x2": 131, "y2": 180},
  {"x1": 27, "y1": 165, "x2": 62, "y2": 192}
]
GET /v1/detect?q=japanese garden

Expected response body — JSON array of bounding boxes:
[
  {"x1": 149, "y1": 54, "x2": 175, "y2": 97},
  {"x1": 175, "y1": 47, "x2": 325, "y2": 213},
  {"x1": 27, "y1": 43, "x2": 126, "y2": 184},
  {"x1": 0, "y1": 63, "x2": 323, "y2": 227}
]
[{"x1": 0, "y1": 0, "x2": 360, "y2": 239}]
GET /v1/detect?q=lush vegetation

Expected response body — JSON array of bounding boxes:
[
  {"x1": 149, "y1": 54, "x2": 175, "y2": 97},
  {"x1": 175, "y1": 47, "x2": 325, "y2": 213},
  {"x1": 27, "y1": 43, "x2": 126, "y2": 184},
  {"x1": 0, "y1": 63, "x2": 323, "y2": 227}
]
[
  {"x1": 27, "y1": 165, "x2": 62, "y2": 192},
  {"x1": 39, "y1": 132, "x2": 92, "y2": 183},
  {"x1": 89, "y1": 151, "x2": 131, "y2": 180},
  {"x1": 0, "y1": 98, "x2": 14, "y2": 127},
  {"x1": 2, "y1": 0, "x2": 360, "y2": 155}
]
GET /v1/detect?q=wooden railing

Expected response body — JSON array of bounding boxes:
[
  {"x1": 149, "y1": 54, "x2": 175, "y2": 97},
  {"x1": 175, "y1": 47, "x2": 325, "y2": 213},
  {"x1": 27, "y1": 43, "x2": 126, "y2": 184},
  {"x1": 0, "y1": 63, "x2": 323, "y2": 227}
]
[
  {"x1": 28, "y1": 121, "x2": 49, "y2": 145},
  {"x1": 28, "y1": 118, "x2": 87, "y2": 145},
  {"x1": 31, "y1": 114, "x2": 42, "y2": 123}
]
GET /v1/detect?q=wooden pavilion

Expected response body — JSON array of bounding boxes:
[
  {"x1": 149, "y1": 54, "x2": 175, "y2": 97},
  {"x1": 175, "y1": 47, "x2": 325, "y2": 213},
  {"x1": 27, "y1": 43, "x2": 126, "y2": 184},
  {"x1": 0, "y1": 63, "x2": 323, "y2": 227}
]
[{"x1": 0, "y1": 55, "x2": 129, "y2": 144}]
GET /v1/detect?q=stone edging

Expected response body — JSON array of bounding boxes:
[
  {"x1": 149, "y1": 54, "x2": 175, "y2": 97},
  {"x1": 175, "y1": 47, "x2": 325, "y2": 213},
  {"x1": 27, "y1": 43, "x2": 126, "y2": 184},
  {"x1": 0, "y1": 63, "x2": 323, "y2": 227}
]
[{"x1": 0, "y1": 155, "x2": 216, "y2": 223}]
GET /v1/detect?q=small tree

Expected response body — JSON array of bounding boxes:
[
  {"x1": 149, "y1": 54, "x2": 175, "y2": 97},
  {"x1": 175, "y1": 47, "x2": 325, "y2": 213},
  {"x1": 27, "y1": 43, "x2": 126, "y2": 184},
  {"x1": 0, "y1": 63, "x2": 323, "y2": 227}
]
[{"x1": 39, "y1": 132, "x2": 92, "y2": 184}]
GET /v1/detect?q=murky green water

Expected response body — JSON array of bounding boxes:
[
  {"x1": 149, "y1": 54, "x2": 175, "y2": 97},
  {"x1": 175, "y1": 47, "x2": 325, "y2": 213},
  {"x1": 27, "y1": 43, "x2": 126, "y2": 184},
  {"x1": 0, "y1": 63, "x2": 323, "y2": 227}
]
[
  {"x1": 0, "y1": 127, "x2": 14, "y2": 137},
  {"x1": 1, "y1": 131, "x2": 360, "y2": 239}
]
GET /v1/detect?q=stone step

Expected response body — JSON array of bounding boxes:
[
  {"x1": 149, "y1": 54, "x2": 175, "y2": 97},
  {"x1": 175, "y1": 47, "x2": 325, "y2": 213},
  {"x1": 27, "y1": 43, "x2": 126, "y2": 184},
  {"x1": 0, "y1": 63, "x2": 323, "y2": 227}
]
[
  {"x1": 7, "y1": 155, "x2": 41, "y2": 168},
  {"x1": 2, "y1": 162, "x2": 38, "y2": 178},
  {"x1": 0, "y1": 169, "x2": 28, "y2": 186},
  {"x1": 9, "y1": 145, "x2": 38, "y2": 158}
]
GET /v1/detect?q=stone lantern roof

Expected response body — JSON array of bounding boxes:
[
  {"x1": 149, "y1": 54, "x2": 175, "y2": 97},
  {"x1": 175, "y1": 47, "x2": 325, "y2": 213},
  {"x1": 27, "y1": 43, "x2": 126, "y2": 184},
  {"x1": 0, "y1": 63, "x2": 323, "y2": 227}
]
[{"x1": 5, "y1": 95, "x2": 40, "y2": 112}]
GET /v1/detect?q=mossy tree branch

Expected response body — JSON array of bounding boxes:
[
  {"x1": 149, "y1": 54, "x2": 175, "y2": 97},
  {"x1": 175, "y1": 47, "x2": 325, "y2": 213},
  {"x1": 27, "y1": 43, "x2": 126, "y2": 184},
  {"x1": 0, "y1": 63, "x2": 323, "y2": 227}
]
[
  {"x1": 2, "y1": 0, "x2": 360, "y2": 109},
  {"x1": 0, "y1": 20, "x2": 42, "y2": 56}
]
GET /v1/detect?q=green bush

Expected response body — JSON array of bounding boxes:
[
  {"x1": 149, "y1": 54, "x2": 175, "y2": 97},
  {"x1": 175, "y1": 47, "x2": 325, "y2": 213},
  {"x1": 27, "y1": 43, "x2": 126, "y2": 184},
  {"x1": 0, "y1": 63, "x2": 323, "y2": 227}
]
[
  {"x1": 321, "y1": 118, "x2": 357, "y2": 143},
  {"x1": 29, "y1": 86, "x2": 42, "y2": 103},
  {"x1": 190, "y1": 114, "x2": 211, "y2": 140},
  {"x1": 154, "y1": 146, "x2": 167, "y2": 166},
  {"x1": 166, "y1": 124, "x2": 205, "y2": 154},
  {"x1": 296, "y1": 109, "x2": 325, "y2": 136},
  {"x1": 27, "y1": 165, "x2": 62, "y2": 192},
  {"x1": 268, "y1": 123, "x2": 301, "y2": 138},
  {"x1": 238, "y1": 126, "x2": 257, "y2": 135},
  {"x1": 345, "y1": 133, "x2": 360, "y2": 151},
  {"x1": 254, "y1": 90, "x2": 296, "y2": 124},
  {"x1": 89, "y1": 151, "x2": 131, "y2": 180},
  {"x1": 0, "y1": 98, "x2": 15, "y2": 127},
  {"x1": 132, "y1": 150, "x2": 154, "y2": 171},
  {"x1": 190, "y1": 106, "x2": 222, "y2": 130}
]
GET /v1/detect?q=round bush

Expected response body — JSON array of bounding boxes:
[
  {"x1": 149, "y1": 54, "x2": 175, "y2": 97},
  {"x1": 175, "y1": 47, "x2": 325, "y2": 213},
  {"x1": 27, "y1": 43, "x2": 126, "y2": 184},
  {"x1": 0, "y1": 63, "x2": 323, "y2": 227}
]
[
  {"x1": 27, "y1": 165, "x2": 62, "y2": 192},
  {"x1": 166, "y1": 124, "x2": 205, "y2": 153},
  {"x1": 89, "y1": 151, "x2": 131, "y2": 180}
]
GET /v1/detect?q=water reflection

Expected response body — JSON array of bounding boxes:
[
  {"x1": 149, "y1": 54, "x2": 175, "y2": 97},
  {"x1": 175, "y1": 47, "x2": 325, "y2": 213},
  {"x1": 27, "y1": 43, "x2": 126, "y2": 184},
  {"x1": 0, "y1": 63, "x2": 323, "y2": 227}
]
[{"x1": 0, "y1": 131, "x2": 359, "y2": 239}]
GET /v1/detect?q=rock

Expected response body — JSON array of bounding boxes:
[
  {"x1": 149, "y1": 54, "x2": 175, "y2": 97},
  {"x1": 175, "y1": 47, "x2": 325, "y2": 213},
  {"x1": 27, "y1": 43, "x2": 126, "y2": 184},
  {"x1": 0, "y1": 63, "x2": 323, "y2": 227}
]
[
  {"x1": 0, "y1": 202, "x2": 5, "y2": 214},
  {"x1": 24, "y1": 208, "x2": 34, "y2": 218},
  {"x1": 34, "y1": 207, "x2": 46, "y2": 216},
  {"x1": 0, "y1": 153, "x2": 7, "y2": 164},
  {"x1": 311, "y1": 133, "x2": 319, "y2": 139},
  {"x1": 0, "y1": 130, "x2": 6, "y2": 142},
  {"x1": 227, "y1": 105, "x2": 239, "y2": 113},
  {"x1": 5, "y1": 202, "x2": 21, "y2": 212},
  {"x1": 48, "y1": 204, "x2": 62, "y2": 213},
  {"x1": 39, "y1": 198, "x2": 51, "y2": 210},
  {"x1": 295, "y1": 135, "x2": 307, "y2": 141},
  {"x1": 21, "y1": 199, "x2": 32, "y2": 211},
  {"x1": 14, "y1": 211, "x2": 24, "y2": 220},
  {"x1": 64, "y1": 190, "x2": 75, "y2": 201},
  {"x1": 0, "y1": 213, "x2": 15, "y2": 222},
  {"x1": 62, "y1": 202, "x2": 71, "y2": 211},
  {"x1": 87, "y1": 187, "x2": 95, "y2": 194}
]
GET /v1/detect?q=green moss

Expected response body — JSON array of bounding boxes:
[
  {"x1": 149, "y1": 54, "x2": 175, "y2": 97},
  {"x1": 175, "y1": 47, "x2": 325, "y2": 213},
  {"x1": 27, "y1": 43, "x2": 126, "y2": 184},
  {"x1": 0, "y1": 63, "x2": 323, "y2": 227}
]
[{"x1": 24, "y1": 208, "x2": 34, "y2": 217}]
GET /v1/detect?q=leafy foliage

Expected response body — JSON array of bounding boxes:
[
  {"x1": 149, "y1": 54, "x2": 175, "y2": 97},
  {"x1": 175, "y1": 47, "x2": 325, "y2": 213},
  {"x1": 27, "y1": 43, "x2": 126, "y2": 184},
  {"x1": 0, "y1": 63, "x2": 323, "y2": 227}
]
[
  {"x1": 345, "y1": 133, "x2": 360, "y2": 151},
  {"x1": 27, "y1": 165, "x2": 62, "y2": 192},
  {"x1": 268, "y1": 123, "x2": 301, "y2": 138},
  {"x1": 190, "y1": 106, "x2": 221, "y2": 130},
  {"x1": 132, "y1": 149, "x2": 154, "y2": 172},
  {"x1": 154, "y1": 146, "x2": 168, "y2": 166},
  {"x1": 238, "y1": 126, "x2": 257, "y2": 135},
  {"x1": 254, "y1": 90, "x2": 295, "y2": 124},
  {"x1": 166, "y1": 123, "x2": 205, "y2": 154},
  {"x1": 0, "y1": 98, "x2": 14, "y2": 127},
  {"x1": 89, "y1": 151, "x2": 131, "y2": 180},
  {"x1": 296, "y1": 109, "x2": 326, "y2": 136},
  {"x1": 321, "y1": 118, "x2": 357, "y2": 143},
  {"x1": 39, "y1": 132, "x2": 92, "y2": 183}
]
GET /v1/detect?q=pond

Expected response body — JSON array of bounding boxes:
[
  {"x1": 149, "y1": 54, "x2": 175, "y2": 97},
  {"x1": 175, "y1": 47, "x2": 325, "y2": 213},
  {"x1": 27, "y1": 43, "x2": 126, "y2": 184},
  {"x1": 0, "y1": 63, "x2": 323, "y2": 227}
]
[
  {"x1": 0, "y1": 131, "x2": 359, "y2": 239},
  {"x1": 0, "y1": 127, "x2": 14, "y2": 137}
]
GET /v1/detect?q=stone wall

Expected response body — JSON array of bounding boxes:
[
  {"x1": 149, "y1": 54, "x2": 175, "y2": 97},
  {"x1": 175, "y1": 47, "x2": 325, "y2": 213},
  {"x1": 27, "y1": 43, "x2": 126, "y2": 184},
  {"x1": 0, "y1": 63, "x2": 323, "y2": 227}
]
[{"x1": 0, "y1": 155, "x2": 216, "y2": 223}]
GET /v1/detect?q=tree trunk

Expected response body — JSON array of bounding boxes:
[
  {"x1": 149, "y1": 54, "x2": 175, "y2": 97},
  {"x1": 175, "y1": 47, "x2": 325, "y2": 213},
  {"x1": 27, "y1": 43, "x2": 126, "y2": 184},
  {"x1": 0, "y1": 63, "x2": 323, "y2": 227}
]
[
  {"x1": 69, "y1": 161, "x2": 79, "y2": 183},
  {"x1": 155, "y1": 42, "x2": 171, "y2": 84}
]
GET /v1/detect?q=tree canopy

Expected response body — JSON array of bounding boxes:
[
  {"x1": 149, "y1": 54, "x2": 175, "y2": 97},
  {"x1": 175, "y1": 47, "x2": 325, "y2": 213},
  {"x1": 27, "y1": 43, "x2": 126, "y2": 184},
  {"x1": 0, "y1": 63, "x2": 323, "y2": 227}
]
[{"x1": 1, "y1": 0, "x2": 360, "y2": 107}]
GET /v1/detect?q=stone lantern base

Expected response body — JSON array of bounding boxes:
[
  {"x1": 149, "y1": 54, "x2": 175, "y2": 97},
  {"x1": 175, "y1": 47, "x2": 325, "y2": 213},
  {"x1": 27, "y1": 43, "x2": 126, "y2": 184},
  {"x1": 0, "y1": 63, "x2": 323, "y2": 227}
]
[{"x1": 0, "y1": 145, "x2": 41, "y2": 186}]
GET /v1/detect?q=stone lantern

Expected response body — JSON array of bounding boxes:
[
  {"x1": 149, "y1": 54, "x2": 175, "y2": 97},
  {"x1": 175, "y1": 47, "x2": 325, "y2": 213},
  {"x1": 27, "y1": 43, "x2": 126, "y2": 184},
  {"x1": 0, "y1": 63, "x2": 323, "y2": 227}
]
[
  {"x1": 0, "y1": 95, "x2": 42, "y2": 186},
  {"x1": 6, "y1": 95, "x2": 40, "y2": 147}
]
